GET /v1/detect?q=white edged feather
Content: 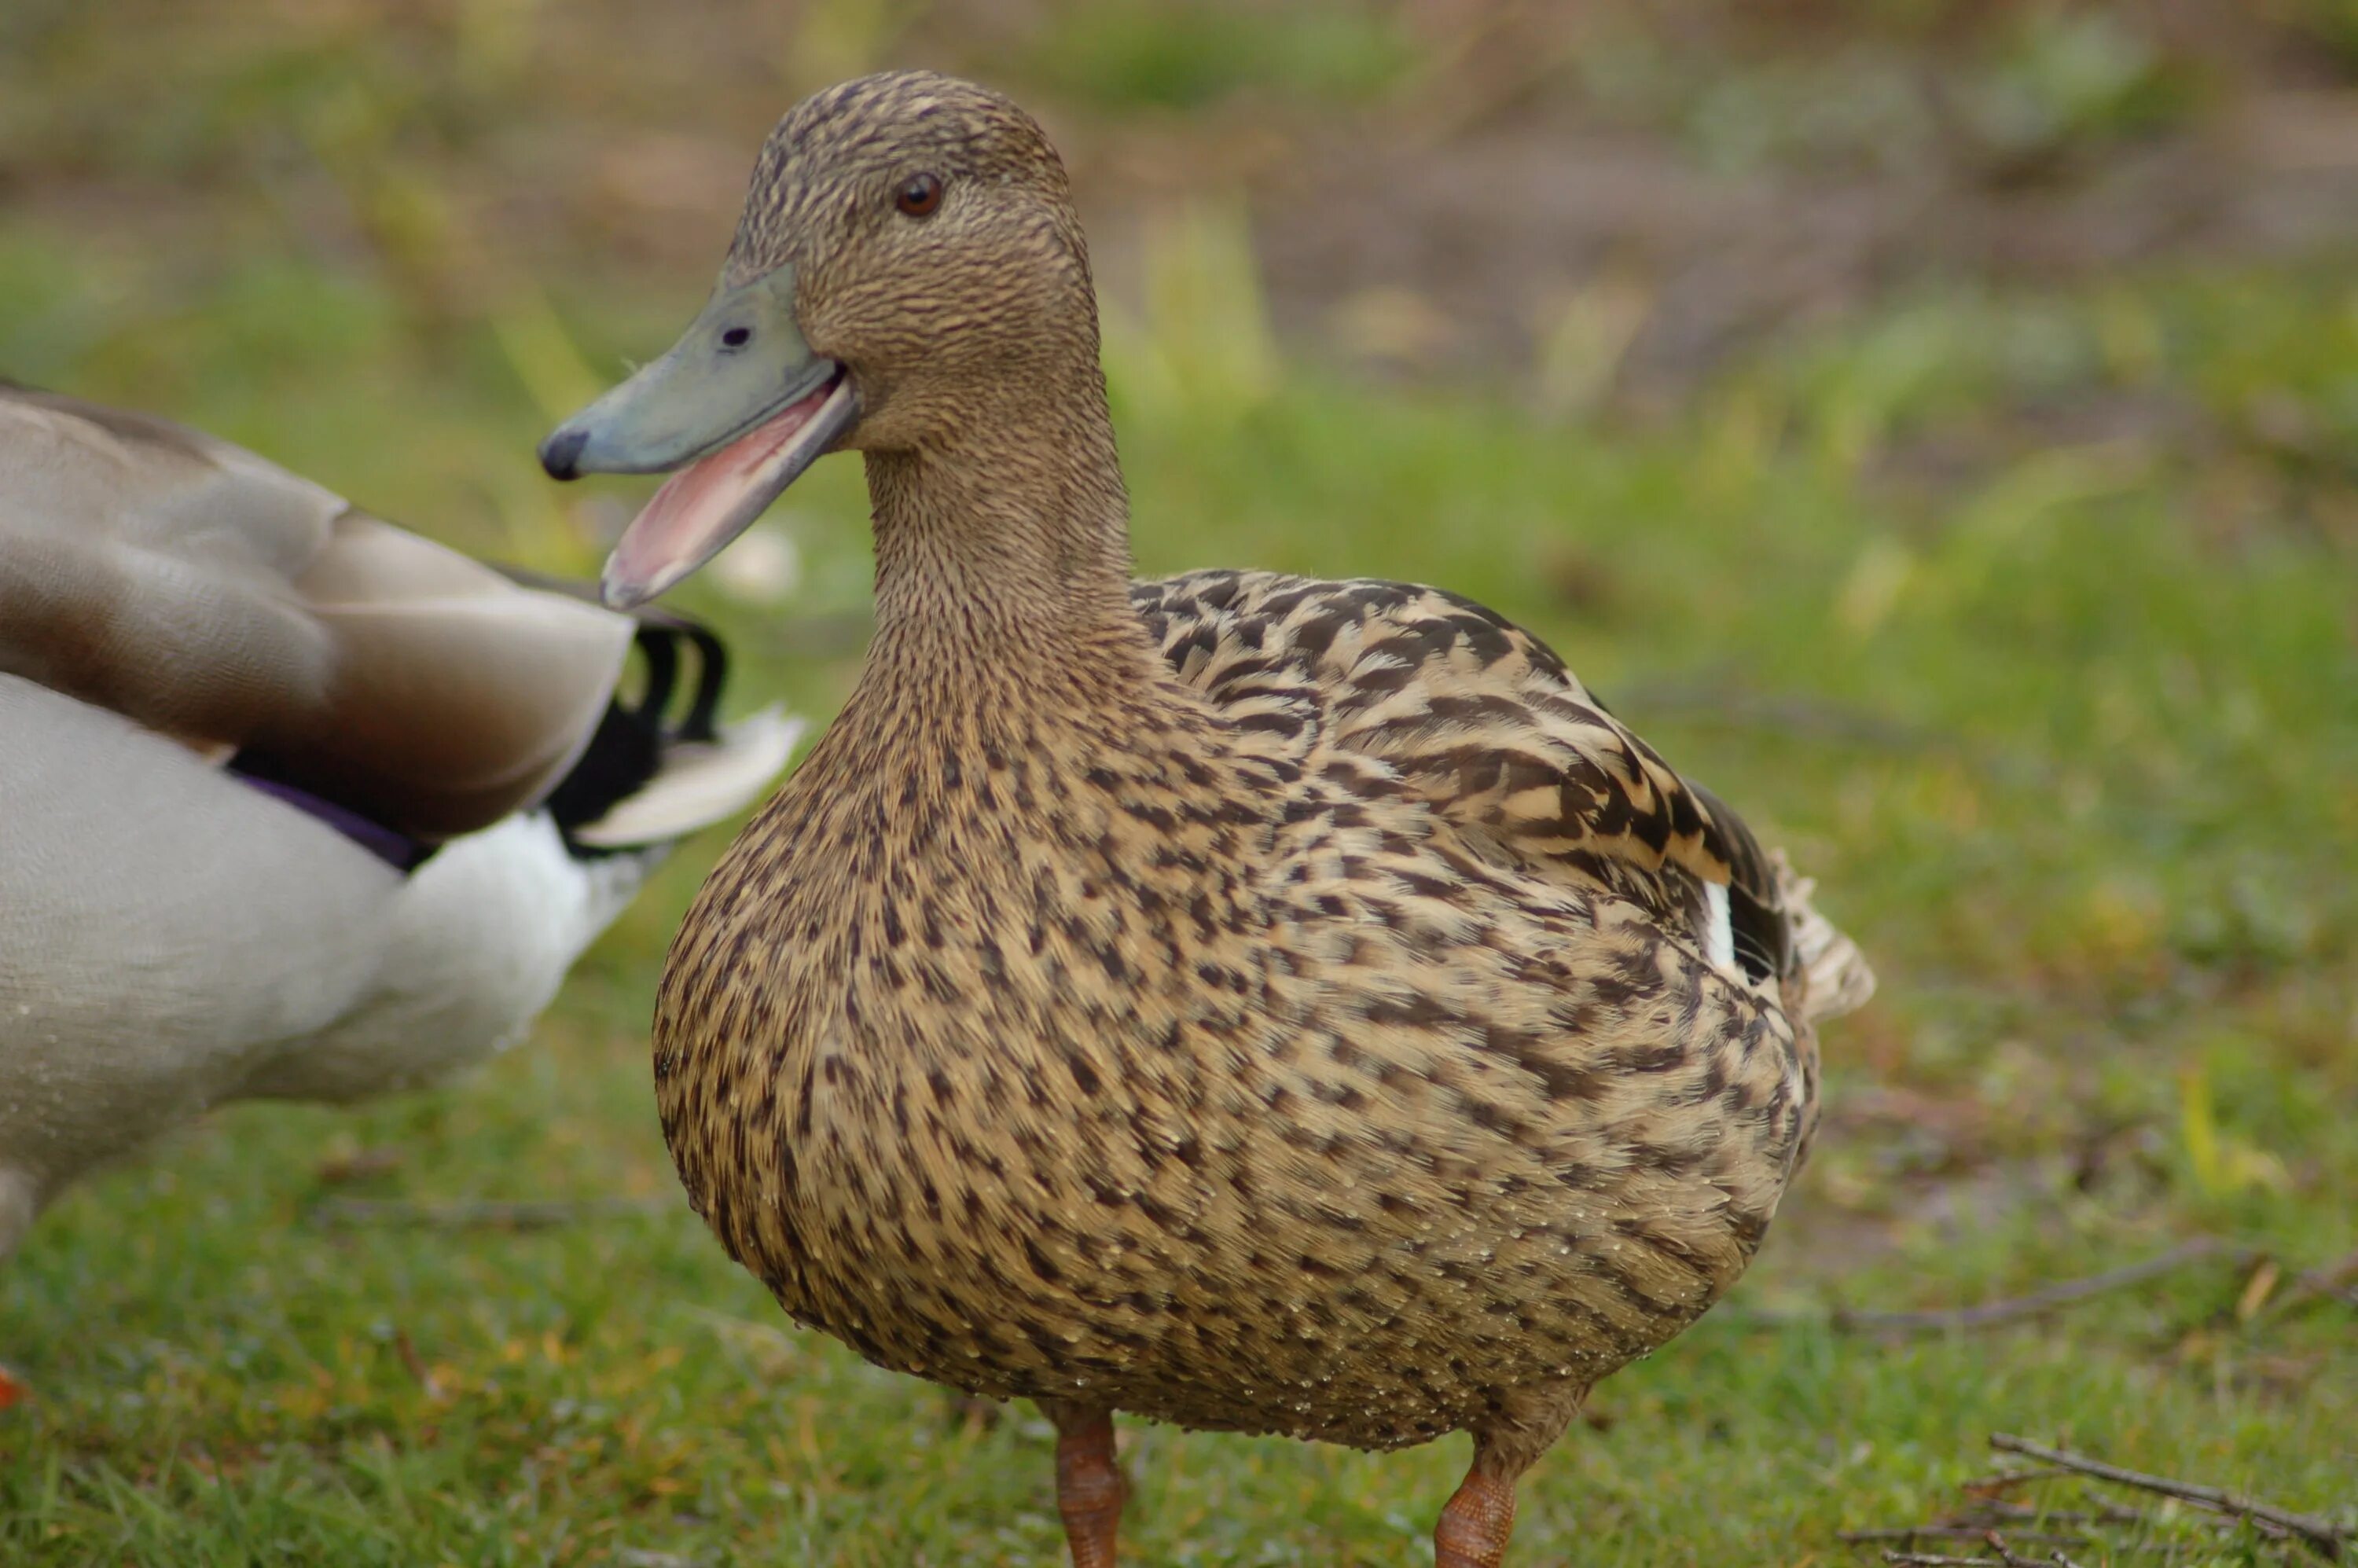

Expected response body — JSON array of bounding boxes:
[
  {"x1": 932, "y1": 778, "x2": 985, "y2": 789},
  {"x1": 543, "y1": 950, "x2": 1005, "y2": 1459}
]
[
  {"x1": 1701, "y1": 879, "x2": 1739, "y2": 979},
  {"x1": 568, "y1": 706, "x2": 804, "y2": 849}
]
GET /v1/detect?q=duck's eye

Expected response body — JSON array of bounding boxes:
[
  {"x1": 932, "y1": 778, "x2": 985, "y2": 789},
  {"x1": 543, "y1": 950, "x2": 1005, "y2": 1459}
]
[
  {"x1": 894, "y1": 174, "x2": 943, "y2": 218},
  {"x1": 721, "y1": 327, "x2": 752, "y2": 348}
]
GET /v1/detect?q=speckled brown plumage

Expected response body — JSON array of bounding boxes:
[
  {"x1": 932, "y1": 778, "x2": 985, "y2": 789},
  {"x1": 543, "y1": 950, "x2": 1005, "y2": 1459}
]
[{"x1": 619, "y1": 71, "x2": 1874, "y2": 1564}]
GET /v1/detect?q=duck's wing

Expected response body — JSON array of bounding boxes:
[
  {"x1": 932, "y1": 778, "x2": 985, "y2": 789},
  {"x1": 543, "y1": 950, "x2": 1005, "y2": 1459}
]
[
  {"x1": 0, "y1": 383, "x2": 346, "y2": 748},
  {"x1": 1134, "y1": 570, "x2": 1824, "y2": 994},
  {"x1": 0, "y1": 385, "x2": 633, "y2": 835},
  {"x1": 265, "y1": 511, "x2": 631, "y2": 835}
]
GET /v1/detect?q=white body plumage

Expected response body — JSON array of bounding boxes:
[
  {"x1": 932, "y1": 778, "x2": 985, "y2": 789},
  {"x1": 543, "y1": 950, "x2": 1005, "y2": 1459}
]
[{"x1": 0, "y1": 386, "x2": 801, "y2": 1258}]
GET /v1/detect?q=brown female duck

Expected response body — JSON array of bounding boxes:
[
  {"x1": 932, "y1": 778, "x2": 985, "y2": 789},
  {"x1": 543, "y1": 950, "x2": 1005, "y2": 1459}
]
[{"x1": 542, "y1": 71, "x2": 1872, "y2": 1566}]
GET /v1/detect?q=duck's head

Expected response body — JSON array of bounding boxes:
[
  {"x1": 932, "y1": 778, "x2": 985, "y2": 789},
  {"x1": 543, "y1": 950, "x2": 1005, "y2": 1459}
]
[{"x1": 539, "y1": 71, "x2": 1095, "y2": 609}]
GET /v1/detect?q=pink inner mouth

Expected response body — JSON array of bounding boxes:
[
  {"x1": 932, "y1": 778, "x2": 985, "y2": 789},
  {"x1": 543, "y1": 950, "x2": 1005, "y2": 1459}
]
[
  {"x1": 604, "y1": 373, "x2": 844, "y2": 604},
  {"x1": 649, "y1": 375, "x2": 839, "y2": 521}
]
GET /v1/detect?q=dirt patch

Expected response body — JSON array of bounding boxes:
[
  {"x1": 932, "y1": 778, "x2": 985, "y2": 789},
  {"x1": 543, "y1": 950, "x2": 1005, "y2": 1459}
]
[
  {"x1": 1230, "y1": 90, "x2": 2358, "y2": 401},
  {"x1": 12, "y1": 0, "x2": 2358, "y2": 400}
]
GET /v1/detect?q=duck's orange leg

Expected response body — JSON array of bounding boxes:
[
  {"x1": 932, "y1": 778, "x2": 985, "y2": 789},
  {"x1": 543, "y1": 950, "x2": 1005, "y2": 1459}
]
[
  {"x1": 1433, "y1": 1462, "x2": 1519, "y2": 1568},
  {"x1": 1041, "y1": 1401, "x2": 1126, "y2": 1567},
  {"x1": 1437, "y1": 1401, "x2": 1584, "y2": 1568}
]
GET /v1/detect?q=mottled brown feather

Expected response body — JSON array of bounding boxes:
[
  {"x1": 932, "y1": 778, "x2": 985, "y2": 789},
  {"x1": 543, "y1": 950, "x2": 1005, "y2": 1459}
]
[{"x1": 628, "y1": 68, "x2": 1873, "y2": 1540}]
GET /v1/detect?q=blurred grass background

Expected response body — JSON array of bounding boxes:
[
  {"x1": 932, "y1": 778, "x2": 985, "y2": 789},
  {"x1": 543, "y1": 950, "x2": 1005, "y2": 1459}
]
[{"x1": 2, "y1": 2, "x2": 2353, "y2": 1562}]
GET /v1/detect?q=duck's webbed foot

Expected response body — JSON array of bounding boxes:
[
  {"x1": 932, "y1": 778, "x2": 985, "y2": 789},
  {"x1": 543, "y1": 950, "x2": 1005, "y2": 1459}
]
[{"x1": 1039, "y1": 1399, "x2": 1126, "y2": 1567}]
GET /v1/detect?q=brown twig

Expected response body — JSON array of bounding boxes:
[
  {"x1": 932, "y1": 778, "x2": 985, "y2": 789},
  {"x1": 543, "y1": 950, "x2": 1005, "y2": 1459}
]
[
  {"x1": 2274, "y1": 1248, "x2": 2358, "y2": 1316},
  {"x1": 1835, "y1": 1239, "x2": 2253, "y2": 1331},
  {"x1": 309, "y1": 1195, "x2": 678, "y2": 1230},
  {"x1": 1839, "y1": 1529, "x2": 2088, "y2": 1548},
  {"x1": 1989, "y1": 1434, "x2": 2350, "y2": 1560},
  {"x1": 1958, "y1": 1470, "x2": 2070, "y2": 1496},
  {"x1": 1981, "y1": 1531, "x2": 2044, "y2": 1568},
  {"x1": 1876, "y1": 1542, "x2": 2102, "y2": 1568},
  {"x1": 2022, "y1": 1501, "x2": 2152, "y2": 1529},
  {"x1": 1742, "y1": 1239, "x2": 2247, "y2": 1335}
]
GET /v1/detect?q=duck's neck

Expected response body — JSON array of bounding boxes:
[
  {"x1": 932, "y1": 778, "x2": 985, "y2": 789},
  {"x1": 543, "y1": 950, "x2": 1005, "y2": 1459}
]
[{"x1": 859, "y1": 373, "x2": 1151, "y2": 698}]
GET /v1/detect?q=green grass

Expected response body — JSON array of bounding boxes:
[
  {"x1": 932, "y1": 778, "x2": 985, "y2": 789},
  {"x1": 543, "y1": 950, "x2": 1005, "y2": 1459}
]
[
  {"x1": 4, "y1": 9, "x2": 2356, "y2": 1562},
  {"x1": 1008, "y1": 0, "x2": 1411, "y2": 111}
]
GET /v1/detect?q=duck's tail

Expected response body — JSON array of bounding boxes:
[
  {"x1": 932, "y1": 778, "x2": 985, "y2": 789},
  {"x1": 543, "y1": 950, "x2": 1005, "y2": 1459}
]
[
  {"x1": 545, "y1": 610, "x2": 801, "y2": 854},
  {"x1": 567, "y1": 706, "x2": 803, "y2": 850},
  {"x1": 1776, "y1": 851, "x2": 1875, "y2": 1024}
]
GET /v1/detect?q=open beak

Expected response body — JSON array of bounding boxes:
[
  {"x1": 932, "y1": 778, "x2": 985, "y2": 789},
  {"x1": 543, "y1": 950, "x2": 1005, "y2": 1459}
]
[{"x1": 537, "y1": 265, "x2": 859, "y2": 609}]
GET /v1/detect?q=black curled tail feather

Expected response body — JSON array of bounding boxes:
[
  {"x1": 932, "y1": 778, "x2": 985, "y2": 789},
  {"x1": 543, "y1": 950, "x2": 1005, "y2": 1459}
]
[{"x1": 542, "y1": 611, "x2": 734, "y2": 850}]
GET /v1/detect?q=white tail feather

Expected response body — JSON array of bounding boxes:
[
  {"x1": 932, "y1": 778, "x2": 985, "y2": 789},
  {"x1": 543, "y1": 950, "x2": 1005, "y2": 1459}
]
[
  {"x1": 568, "y1": 707, "x2": 803, "y2": 849},
  {"x1": 1774, "y1": 852, "x2": 1875, "y2": 1023}
]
